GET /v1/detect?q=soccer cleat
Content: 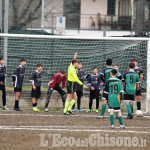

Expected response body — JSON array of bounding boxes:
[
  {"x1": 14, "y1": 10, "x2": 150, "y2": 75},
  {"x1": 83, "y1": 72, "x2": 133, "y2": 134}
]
[
  {"x1": 78, "y1": 109, "x2": 82, "y2": 112},
  {"x1": 68, "y1": 111, "x2": 75, "y2": 115},
  {"x1": 45, "y1": 108, "x2": 49, "y2": 112},
  {"x1": 33, "y1": 107, "x2": 40, "y2": 112},
  {"x1": 130, "y1": 114, "x2": 133, "y2": 119},
  {"x1": 72, "y1": 108, "x2": 75, "y2": 112},
  {"x1": 86, "y1": 109, "x2": 92, "y2": 112},
  {"x1": 109, "y1": 125, "x2": 115, "y2": 129},
  {"x1": 63, "y1": 112, "x2": 70, "y2": 115},
  {"x1": 120, "y1": 125, "x2": 126, "y2": 129},
  {"x1": 95, "y1": 109, "x2": 99, "y2": 113},
  {"x1": 2, "y1": 106, "x2": 9, "y2": 110},
  {"x1": 14, "y1": 107, "x2": 22, "y2": 111},
  {"x1": 127, "y1": 114, "x2": 133, "y2": 119},
  {"x1": 97, "y1": 115, "x2": 104, "y2": 119},
  {"x1": 127, "y1": 115, "x2": 130, "y2": 119}
]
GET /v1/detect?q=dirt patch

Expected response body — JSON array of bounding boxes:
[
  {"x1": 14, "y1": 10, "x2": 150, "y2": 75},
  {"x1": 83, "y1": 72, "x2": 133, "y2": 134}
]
[{"x1": 0, "y1": 110, "x2": 149, "y2": 150}]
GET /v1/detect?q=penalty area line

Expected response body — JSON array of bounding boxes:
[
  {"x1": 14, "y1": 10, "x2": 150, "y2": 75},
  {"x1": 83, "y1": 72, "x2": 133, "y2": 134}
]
[
  {"x1": 0, "y1": 113, "x2": 150, "y2": 118},
  {"x1": 0, "y1": 126, "x2": 149, "y2": 134}
]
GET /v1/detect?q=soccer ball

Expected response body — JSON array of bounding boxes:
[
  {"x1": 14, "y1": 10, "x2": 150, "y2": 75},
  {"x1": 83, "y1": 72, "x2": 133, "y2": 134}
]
[{"x1": 135, "y1": 110, "x2": 143, "y2": 117}]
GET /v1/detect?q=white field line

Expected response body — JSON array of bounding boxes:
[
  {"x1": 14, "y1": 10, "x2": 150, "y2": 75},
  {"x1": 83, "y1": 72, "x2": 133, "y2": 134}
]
[
  {"x1": 1, "y1": 125, "x2": 150, "y2": 129},
  {"x1": 0, "y1": 126, "x2": 150, "y2": 134},
  {"x1": 0, "y1": 113, "x2": 150, "y2": 118}
]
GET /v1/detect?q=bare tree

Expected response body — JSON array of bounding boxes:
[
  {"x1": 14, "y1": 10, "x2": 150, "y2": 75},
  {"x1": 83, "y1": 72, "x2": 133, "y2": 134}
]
[
  {"x1": 134, "y1": 0, "x2": 146, "y2": 35},
  {"x1": 9, "y1": 0, "x2": 63, "y2": 29},
  {"x1": 9, "y1": 0, "x2": 42, "y2": 29}
]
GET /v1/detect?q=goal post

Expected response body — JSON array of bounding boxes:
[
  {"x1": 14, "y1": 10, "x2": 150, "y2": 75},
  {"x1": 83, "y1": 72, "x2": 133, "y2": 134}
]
[
  {"x1": 0, "y1": 33, "x2": 150, "y2": 112},
  {"x1": 146, "y1": 40, "x2": 150, "y2": 113}
]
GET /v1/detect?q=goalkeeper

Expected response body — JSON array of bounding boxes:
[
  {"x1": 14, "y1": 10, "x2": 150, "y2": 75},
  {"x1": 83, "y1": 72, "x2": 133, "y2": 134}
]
[
  {"x1": 63, "y1": 53, "x2": 86, "y2": 115},
  {"x1": 45, "y1": 69, "x2": 66, "y2": 112}
]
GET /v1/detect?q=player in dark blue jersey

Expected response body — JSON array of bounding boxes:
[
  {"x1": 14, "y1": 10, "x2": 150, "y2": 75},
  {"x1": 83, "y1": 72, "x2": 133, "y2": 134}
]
[
  {"x1": 113, "y1": 64, "x2": 122, "y2": 81},
  {"x1": 87, "y1": 67, "x2": 103, "y2": 113},
  {"x1": 0, "y1": 57, "x2": 8, "y2": 110},
  {"x1": 72, "y1": 62, "x2": 87, "y2": 112},
  {"x1": 12, "y1": 58, "x2": 26, "y2": 111},
  {"x1": 30, "y1": 64, "x2": 43, "y2": 112},
  {"x1": 99, "y1": 58, "x2": 113, "y2": 118},
  {"x1": 131, "y1": 59, "x2": 143, "y2": 111}
]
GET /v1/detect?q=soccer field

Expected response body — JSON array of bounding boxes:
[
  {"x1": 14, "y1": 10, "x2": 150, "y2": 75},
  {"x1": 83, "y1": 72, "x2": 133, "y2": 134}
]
[{"x1": 0, "y1": 110, "x2": 149, "y2": 150}]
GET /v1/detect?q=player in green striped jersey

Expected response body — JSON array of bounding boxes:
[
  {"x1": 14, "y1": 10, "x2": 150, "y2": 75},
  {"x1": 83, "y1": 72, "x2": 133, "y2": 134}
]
[
  {"x1": 103, "y1": 69, "x2": 125, "y2": 129},
  {"x1": 113, "y1": 63, "x2": 122, "y2": 118},
  {"x1": 123, "y1": 62, "x2": 140, "y2": 119},
  {"x1": 130, "y1": 59, "x2": 143, "y2": 111},
  {"x1": 99, "y1": 58, "x2": 113, "y2": 118}
]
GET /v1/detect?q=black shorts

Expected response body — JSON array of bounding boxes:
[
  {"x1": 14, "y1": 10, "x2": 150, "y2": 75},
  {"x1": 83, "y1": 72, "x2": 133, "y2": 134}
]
[
  {"x1": 108, "y1": 106, "x2": 121, "y2": 112},
  {"x1": 48, "y1": 86, "x2": 66, "y2": 96},
  {"x1": 0, "y1": 85, "x2": 6, "y2": 91},
  {"x1": 14, "y1": 87, "x2": 22, "y2": 92},
  {"x1": 136, "y1": 89, "x2": 141, "y2": 96},
  {"x1": 124, "y1": 94, "x2": 135, "y2": 102},
  {"x1": 31, "y1": 86, "x2": 41, "y2": 98},
  {"x1": 67, "y1": 81, "x2": 75, "y2": 94},
  {"x1": 90, "y1": 90, "x2": 100, "y2": 100}
]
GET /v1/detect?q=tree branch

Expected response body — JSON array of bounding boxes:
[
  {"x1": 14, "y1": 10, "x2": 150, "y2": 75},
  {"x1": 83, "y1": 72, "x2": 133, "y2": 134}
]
[
  {"x1": 19, "y1": 0, "x2": 34, "y2": 21},
  {"x1": 12, "y1": 0, "x2": 18, "y2": 25},
  {"x1": 19, "y1": 0, "x2": 42, "y2": 27}
]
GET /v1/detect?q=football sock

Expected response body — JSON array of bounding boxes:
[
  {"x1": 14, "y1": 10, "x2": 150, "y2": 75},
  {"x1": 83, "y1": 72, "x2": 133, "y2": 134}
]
[
  {"x1": 110, "y1": 115, "x2": 114, "y2": 125},
  {"x1": 137, "y1": 102, "x2": 141, "y2": 110},
  {"x1": 35, "y1": 103, "x2": 37, "y2": 107},
  {"x1": 130, "y1": 104, "x2": 133, "y2": 113},
  {"x1": 101, "y1": 104, "x2": 107, "y2": 116},
  {"x1": 63, "y1": 101, "x2": 70, "y2": 113},
  {"x1": 33, "y1": 103, "x2": 36, "y2": 107},
  {"x1": 126, "y1": 103, "x2": 132, "y2": 115},
  {"x1": 118, "y1": 116, "x2": 123, "y2": 125},
  {"x1": 68, "y1": 99, "x2": 76, "y2": 112},
  {"x1": 15, "y1": 100, "x2": 19, "y2": 108}
]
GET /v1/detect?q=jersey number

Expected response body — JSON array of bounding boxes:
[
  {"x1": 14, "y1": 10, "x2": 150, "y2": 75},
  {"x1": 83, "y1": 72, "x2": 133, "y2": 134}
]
[
  {"x1": 106, "y1": 71, "x2": 111, "y2": 80},
  {"x1": 130, "y1": 75, "x2": 134, "y2": 84},
  {"x1": 110, "y1": 84, "x2": 118, "y2": 94}
]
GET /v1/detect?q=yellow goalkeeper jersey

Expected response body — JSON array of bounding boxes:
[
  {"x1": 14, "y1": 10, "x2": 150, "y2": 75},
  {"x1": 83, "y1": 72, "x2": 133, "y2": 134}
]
[{"x1": 68, "y1": 63, "x2": 83, "y2": 85}]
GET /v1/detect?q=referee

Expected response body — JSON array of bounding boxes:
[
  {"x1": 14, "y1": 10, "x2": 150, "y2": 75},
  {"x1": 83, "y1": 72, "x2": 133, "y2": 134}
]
[{"x1": 63, "y1": 53, "x2": 86, "y2": 115}]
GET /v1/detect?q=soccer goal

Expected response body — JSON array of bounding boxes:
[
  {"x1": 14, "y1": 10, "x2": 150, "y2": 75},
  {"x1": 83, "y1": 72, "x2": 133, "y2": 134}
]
[{"x1": 0, "y1": 33, "x2": 150, "y2": 112}]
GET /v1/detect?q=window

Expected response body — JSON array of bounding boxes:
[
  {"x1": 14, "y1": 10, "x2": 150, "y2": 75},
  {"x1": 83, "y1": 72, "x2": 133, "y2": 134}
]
[
  {"x1": 119, "y1": 0, "x2": 131, "y2": 16},
  {"x1": 107, "y1": 0, "x2": 116, "y2": 15}
]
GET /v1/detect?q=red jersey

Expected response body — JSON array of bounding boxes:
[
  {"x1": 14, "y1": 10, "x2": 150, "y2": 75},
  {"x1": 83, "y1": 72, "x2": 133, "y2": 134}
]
[{"x1": 48, "y1": 73, "x2": 66, "y2": 89}]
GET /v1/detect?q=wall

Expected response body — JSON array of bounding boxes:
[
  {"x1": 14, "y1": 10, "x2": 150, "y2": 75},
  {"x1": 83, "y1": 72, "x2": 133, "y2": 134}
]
[
  {"x1": 80, "y1": 0, "x2": 119, "y2": 29},
  {"x1": 0, "y1": 90, "x2": 146, "y2": 112}
]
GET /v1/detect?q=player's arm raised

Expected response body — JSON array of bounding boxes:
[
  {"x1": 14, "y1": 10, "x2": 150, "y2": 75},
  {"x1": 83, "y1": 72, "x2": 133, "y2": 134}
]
[{"x1": 73, "y1": 52, "x2": 78, "y2": 59}]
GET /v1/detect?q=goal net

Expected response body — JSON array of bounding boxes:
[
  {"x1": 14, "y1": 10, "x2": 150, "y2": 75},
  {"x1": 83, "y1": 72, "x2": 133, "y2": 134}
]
[{"x1": 0, "y1": 33, "x2": 150, "y2": 112}]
